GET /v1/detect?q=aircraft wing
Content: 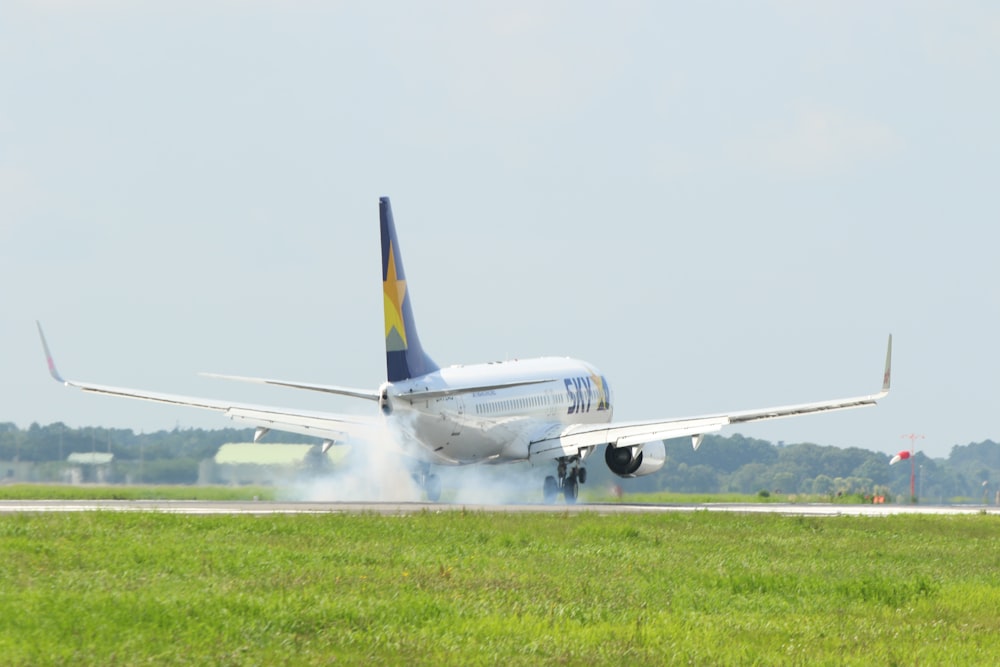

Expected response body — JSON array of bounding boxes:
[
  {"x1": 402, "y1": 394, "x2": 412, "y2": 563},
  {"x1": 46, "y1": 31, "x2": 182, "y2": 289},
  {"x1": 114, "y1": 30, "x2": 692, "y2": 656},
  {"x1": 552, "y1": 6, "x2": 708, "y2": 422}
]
[
  {"x1": 528, "y1": 416, "x2": 731, "y2": 459},
  {"x1": 529, "y1": 335, "x2": 892, "y2": 461},
  {"x1": 37, "y1": 323, "x2": 380, "y2": 443}
]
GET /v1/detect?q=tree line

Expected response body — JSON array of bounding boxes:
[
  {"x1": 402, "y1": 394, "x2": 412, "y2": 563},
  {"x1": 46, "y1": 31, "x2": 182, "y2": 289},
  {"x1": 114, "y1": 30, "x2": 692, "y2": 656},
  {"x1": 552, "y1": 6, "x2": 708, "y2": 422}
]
[
  {"x1": 1, "y1": 422, "x2": 998, "y2": 500},
  {"x1": 599, "y1": 433, "x2": 1000, "y2": 502},
  {"x1": 0, "y1": 422, "x2": 305, "y2": 484}
]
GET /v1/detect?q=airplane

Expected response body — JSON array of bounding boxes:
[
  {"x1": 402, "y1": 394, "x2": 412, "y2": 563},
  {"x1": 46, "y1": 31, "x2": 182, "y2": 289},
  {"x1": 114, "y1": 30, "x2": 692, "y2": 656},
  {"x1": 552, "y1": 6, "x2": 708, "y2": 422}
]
[{"x1": 38, "y1": 196, "x2": 892, "y2": 503}]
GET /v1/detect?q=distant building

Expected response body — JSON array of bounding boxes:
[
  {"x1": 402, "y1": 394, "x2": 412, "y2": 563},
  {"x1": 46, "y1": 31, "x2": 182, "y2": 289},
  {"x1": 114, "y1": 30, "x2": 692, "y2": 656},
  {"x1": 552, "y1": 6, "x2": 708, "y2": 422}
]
[
  {"x1": 67, "y1": 452, "x2": 115, "y2": 483},
  {"x1": 1, "y1": 460, "x2": 35, "y2": 483},
  {"x1": 200, "y1": 443, "x2": 349, "y2": 485}
]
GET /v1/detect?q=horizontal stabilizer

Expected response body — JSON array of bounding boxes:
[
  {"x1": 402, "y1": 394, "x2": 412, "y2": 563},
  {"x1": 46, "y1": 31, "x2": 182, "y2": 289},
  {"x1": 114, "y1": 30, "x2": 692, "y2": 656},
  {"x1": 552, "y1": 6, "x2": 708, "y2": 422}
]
[{"x1": 200, "y1": 372, "x2": 379, "y2": 402}]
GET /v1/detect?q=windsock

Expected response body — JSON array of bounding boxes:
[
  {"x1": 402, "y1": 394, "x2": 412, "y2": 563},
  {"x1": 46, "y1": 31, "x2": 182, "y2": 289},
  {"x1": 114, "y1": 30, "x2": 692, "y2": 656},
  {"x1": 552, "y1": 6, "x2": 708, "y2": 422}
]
[{"x1": 889, "y1": 450, "x2": 911, "y2": 465}]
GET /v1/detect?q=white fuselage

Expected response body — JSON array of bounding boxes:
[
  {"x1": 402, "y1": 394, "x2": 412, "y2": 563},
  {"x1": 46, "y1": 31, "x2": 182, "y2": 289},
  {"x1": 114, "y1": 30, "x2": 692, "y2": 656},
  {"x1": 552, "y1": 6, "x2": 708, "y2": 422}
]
[{"x1": 384, "y1": 357, "x2": 613, "y2": 465}]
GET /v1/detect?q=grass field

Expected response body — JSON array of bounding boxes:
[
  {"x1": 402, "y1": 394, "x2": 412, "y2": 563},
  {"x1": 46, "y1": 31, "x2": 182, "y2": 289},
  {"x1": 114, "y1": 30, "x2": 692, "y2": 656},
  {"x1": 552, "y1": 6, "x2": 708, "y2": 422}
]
[
  {"x1": 0, "y1": 483, "x2": 866, "y2": 505},
  {"x1": 1, "y1": 507, "x2": 999, "y2": 665}
]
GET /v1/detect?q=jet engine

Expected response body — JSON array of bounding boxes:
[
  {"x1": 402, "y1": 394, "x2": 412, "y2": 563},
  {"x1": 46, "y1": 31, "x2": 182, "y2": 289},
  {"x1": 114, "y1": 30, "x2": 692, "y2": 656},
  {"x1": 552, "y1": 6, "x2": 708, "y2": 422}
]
[
  {"x1": 378, "y1": 385, "x2": 392, "y2": 416},
  {"x1": 604, "y1": 441, "x2": 666, "y2": 478}
]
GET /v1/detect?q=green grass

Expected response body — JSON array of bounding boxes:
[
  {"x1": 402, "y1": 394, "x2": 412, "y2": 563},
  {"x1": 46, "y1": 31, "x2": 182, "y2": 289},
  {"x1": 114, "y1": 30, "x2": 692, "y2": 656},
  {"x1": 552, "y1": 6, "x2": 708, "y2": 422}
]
[
  {"x1": 0, "y1": 483, "x2": 867, "y2": 505},
  {"x1": 582, "y1": 489, "x2": 871, "y2": 504},
  {"x1": 1, "y1": 510, "x2": 998, "y2": 665}
]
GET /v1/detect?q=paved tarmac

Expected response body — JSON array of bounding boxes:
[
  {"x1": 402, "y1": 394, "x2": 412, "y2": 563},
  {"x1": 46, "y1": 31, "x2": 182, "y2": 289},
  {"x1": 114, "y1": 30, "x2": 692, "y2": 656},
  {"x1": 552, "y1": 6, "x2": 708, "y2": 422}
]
[{"x1": 1, "y1": 499, "x2": 998, "y2": 516}]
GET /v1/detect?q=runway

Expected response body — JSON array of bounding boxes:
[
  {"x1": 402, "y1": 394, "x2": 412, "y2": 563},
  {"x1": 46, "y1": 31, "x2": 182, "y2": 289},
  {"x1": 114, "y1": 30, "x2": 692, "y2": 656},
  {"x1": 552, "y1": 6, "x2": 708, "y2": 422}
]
[{"x1": 1, "y1": 499, "x2": 998, "y2": 516}]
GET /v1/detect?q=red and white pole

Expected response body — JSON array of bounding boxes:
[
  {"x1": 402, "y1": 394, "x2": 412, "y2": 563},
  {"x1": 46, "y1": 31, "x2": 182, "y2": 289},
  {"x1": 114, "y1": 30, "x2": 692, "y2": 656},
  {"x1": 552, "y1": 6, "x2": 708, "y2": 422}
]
[{"x1": 897, "y1": 434, "x2": 925, "y2": 502}]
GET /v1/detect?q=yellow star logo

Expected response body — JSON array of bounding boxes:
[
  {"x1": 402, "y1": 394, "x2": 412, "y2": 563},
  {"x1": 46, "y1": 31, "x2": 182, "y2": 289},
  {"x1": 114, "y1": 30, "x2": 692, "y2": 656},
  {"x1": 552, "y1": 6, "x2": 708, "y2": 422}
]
[
  {"x1": 383, "y1": 243, "x2": 408, "y2": 349},
  {"x1": 590, "y1": 371, "x2": 607, "y2": 410}
]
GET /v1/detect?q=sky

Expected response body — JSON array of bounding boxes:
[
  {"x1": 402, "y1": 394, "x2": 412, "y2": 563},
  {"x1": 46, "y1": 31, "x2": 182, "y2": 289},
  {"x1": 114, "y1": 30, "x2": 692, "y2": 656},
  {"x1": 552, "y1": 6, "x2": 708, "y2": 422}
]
[{"x1": 2, "y1": 2, "x2": 998, "y2": 459}]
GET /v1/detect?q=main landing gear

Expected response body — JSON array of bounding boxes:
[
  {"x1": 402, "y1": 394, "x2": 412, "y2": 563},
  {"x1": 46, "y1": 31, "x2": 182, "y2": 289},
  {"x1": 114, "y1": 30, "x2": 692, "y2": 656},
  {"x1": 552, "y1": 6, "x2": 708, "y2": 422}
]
[
  {"x1": 413, "y1": 464, "x2": 442, "y2": 502},
  {"x1": 543, "y1": 456, "x2": 587, "y2": 504}
]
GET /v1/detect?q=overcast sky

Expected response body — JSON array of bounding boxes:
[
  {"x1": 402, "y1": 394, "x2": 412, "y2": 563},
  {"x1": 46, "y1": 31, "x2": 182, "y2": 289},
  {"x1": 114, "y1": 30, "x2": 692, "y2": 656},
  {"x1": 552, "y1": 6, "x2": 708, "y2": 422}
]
[{"x1": 2, "y1": 2, "x2": 998, "y2": 459}]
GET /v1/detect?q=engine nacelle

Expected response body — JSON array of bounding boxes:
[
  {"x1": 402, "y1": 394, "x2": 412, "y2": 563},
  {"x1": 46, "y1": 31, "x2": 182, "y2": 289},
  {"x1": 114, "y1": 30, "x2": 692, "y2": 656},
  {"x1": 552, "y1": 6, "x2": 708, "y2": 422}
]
[
  {"x1": 378, "y1": 383, "x2": 392, "y2": 416},
  {"x1": 604, "y1": 441, "x2": 666, "y2": 478}
]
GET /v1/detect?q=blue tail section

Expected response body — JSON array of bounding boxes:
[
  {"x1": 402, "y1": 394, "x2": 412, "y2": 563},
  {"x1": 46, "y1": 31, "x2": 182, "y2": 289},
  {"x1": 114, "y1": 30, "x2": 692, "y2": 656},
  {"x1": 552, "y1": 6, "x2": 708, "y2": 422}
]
[{"x1": 380, "y1": 197, "x2": 439, "y2": 382}]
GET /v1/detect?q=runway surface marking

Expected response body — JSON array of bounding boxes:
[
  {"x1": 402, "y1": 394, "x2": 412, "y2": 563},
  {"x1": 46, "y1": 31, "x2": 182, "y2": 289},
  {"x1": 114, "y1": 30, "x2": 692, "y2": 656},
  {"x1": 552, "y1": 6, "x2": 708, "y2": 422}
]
[{"x1": 1, "y1": 500, "x2": 998, "y2": 516}]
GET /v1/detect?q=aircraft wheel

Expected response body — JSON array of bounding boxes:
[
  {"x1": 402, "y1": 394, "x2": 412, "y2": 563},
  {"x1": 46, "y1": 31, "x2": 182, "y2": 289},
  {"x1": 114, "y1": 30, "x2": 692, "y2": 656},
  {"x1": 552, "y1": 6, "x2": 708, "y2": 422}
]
[
  {"x1": 563, "y1": 477, "x2": 579, "y2": 504},
  {"x1": 543, "y1": 476, "x2": 558, "y2": 504},
  {"x1": 577, "y1": 468, "x2": 587, "y2": 484},
  {"x1": 425, "y1": 474, "x2": 442, "y2": 502}
]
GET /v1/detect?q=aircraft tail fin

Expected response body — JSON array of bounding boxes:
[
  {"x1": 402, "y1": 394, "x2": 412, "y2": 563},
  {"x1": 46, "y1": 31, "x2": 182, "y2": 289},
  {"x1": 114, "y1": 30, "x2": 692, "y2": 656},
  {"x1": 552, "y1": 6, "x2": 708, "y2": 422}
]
[{"x1": 380, "y1": 197, "x2": 439, "y2": 382}]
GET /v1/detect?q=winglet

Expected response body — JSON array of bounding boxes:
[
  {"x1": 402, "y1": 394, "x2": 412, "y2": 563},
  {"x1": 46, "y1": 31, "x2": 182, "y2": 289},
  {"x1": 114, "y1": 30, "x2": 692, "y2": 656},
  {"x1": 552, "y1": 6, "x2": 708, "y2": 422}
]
[
  {"x1": 881, "y1": 334, "x2": 892, "y2": 396},
  {"x1": 36, "y1": 321, "x2": 66, "y2": 384},
  {"x1": 380, "y1": 196, "x2": 439, "y2": 382}
]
